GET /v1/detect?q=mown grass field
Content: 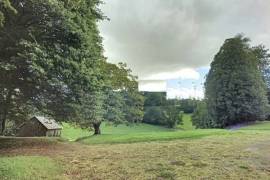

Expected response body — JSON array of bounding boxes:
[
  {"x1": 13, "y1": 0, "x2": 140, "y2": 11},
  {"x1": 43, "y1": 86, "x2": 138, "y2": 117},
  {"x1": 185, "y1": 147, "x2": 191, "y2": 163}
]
[
  {"x1": 61, "y1": 121, "x2": 173, "y2": 141},
  {"x1": 62, "y1": 114, "x2": 195, "y2": 143},
  {"x1": 1, "y1": 116, "x2": 270, "y2": 179},
  {"x1": 239, "y1": 121, "x2": 270, "y2": 130}
]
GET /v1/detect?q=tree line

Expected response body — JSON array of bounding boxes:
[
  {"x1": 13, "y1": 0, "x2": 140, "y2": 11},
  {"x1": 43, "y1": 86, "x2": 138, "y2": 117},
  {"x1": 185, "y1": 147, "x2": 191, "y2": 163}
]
[
  {"x1": 0, "y1": 0, "x2": 144, "y2": 135},
  {"x1": 142, "y1": 92, "x2": 199, "y2": 128},
  {"x1": 193, "y1": 35, "x2": 270, "y2": 128}
]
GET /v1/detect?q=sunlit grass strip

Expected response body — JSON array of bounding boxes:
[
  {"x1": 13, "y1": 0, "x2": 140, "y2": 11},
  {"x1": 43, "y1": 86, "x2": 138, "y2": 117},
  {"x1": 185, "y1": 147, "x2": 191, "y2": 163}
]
[
  {"x1": 0, "y1": 156, "x2": 62, "y2": 180},
  {"x1": 78, "y1": 129, "x2": 228, "y2": 145}
]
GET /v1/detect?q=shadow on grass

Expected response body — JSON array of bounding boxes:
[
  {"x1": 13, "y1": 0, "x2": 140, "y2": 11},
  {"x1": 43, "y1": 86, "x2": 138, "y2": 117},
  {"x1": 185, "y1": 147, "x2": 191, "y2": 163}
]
[{"x1": 0, "y1": 137, "x2": 61, "y2": 149}]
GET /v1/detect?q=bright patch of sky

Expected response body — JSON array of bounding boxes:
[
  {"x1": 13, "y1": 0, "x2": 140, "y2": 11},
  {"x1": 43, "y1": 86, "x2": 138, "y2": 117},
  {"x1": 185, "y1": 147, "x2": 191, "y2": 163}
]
[{"x1": 166, "y1": 67, "x2": 209, "y2": 99}]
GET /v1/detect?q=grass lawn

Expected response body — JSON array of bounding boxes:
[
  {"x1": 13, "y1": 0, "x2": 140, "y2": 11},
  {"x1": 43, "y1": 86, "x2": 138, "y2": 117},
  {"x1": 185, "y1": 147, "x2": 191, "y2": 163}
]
[
  {"x1": 61, "y1": 122, "x2": 172, "y2": 141},
  {"x1": 75, "y1": 113, "x2": 210, "y2": 145},
  {"x1": 62, "y1": 114, "x2": 226, "y2": 145},
  {"x1": 178, "y1": 114, "x2": 195, "y2": 130},
  {"x1": 239, "y1": 121, "x2": 270, "y2": 130},
  {"x1": 62, "y1": 113, "x2": 195, "y2": 142},
  {"x1": 71, "y1": 132, "x2": 270, "y2": 179},
  {"x1": 0, "y1": 156, "x2": 62, "y2": 180},
  {"x1": 78, "y1": 129, "x2": 227, "y2": 145},
  {"x1": 99, "y1": 122, "x2": 171, "y2": 134},
  {"x1": 61, "y1": 123, "x2": 90, "y2": 141}
]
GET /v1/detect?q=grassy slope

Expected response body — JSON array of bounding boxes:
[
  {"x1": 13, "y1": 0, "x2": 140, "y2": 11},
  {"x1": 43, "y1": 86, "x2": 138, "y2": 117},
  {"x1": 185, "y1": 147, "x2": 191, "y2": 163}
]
[
  {"x1": 78, "y1": 129, "x2": 227, "y2": 145},
  {"x1": 239, "y1": 121, "x2": 270, "y2": 130},
  {"x1": 61, "y1": 123, "x2": 90, "y2": 141},
  {"x1": 62, "y1": 114, "x2": 220, "y2": 144},
  {"x1": 0, "y1": 156, "x2": 62, "y2": 180},
  {"x1": 61, "y1": 122, "x2": 172, "y2": 141},
  {"x1": 178, "y1": 114, "x2": 195, "y2": 130},
  {"x1": 76, "y1": 114, "x2": 226, "y2": 145},
  {"x1": 60, "y1": 115, "x2": 270, "y2": 145}
]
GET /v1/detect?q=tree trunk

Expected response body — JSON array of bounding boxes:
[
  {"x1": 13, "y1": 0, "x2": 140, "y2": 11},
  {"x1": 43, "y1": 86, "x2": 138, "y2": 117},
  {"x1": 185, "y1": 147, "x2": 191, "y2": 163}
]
[
  {"x1": 0, "y1": 89, "x2": 12, "y2": 135},
  {"x1": 0, "y1": 115, "x2": 6, "y2": 135},
  {"x1": 93, "y1": 122, "x2": 101, "y2": 135}
]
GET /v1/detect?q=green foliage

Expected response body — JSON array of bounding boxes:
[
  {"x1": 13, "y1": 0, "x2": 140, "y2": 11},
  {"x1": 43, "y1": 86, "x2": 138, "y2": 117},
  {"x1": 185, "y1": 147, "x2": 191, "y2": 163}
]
[
  {"x1": 102, "y1": 61, "x2": 145, "y2": 124},
  {"x1": 0, "y1": 0, "x2": 16, "y2": 26},
  {"x1": 143, "y1": 106, "x2": 165, "y2": 125},
  {"x1": 192, "y1": 100, "x2": 210, "y2": 129},
  {"x1": 143, "y1": 92, "x2": 167, "y2": 125},
  {"x1": 104, "y1": 91, "x2": 125, "y2": 125},
  {"x1": 143, "y1": 105, "x2": 182, "y2": 128},
  {"x1": 178, "y1": 99, "x2": 198, "y2": 113},
  {"x1": 122, "y1": 90, "x2": 145, "y2": 124},
  {"x1": 0, "y1": 0, "x2": 105, "y2": 134},
  {"x1": 253, "y1": 45, "x2": 270, "y2": 108},
  {"x1": 204, "y1": 35, "x2": 269, "y2": 128},
  {"x1": 253, "y1": 45, "x2": 270, "y2": 87},
  {"x1": 163, "y1": 100, "x2": 184, "y2": 128},
  {"x1": 142, "y1": 92, "x2": 183, "y2": 128},
  {"x1": 74, "y1": 91, "x2": 105, "y2": 135},
  {"x1": 75, "y1": 62, "x2": 144, "y2": 135},
  {"x1": 143, "y1": 92, "x2": 167, "y2": 106}
]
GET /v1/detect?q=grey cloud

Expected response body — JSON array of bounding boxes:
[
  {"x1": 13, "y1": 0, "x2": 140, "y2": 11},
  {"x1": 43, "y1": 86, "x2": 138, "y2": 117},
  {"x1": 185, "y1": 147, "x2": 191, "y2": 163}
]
[{"x1": 99, "y1": 0, "x2": 270, "y2": 79}]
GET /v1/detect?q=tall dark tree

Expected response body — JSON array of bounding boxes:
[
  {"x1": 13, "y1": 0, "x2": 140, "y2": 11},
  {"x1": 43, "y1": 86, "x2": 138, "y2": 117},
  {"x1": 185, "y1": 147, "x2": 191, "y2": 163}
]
[
  {"x1": 253, "y1": 45, "x2": 270, "y2": 101},
  {"x1": 205, "y1": 35, "x2": 268, "y2": 128}
]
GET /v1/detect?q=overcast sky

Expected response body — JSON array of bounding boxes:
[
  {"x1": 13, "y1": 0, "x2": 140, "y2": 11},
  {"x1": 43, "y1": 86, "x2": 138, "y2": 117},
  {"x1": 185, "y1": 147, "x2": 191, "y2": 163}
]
[{"x1": 99, "y1": 0, "x2": 270, "y2": 99}]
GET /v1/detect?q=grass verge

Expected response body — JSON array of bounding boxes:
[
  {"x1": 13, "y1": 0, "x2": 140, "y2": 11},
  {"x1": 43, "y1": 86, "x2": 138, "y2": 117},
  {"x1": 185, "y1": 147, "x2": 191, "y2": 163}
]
[
  {"x1": 239, "y1": 121, "x2": 270, "y2": 130},
  {"x1": 0, "y1": 156, "x2": 62, "y2": 180}
]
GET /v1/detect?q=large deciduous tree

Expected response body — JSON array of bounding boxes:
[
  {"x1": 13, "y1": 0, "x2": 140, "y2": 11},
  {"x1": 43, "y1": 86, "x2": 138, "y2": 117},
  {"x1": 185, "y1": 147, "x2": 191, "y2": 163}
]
[
  {"x1": 205, "y1": 35, "x2": 268, "y2": 128},
  {"x1": 0, "y1": 0, "x2": 105, "y2": 134},
  {"x1": 75, "y1": 61, "x2": 144, "y2": 135}
]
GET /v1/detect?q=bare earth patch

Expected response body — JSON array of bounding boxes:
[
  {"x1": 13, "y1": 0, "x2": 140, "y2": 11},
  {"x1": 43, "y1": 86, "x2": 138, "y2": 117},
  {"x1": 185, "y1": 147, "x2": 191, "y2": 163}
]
[{"x1": 1, "y1": 133, "x2": 270, "y2": 179}]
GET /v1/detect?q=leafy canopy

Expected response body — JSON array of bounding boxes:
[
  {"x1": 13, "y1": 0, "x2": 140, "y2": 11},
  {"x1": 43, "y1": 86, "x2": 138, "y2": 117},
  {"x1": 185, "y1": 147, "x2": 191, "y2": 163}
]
[{"x1": 204, "y1": 35, "x2": 268, "y2": 128}]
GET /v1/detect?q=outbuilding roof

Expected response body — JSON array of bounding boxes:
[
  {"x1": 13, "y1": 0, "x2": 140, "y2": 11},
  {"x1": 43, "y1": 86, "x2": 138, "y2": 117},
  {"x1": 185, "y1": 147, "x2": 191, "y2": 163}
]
[{"x1": 33, "y1": 116, "x2": 62, "y2": 130}]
